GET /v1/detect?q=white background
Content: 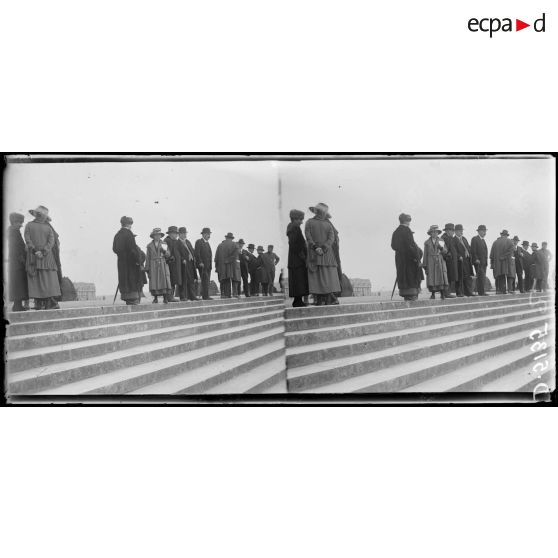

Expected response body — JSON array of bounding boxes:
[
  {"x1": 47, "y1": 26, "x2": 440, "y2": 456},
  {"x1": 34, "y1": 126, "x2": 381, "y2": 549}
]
[{"x1": 1, "y1": 1, "x2": 556, "y2": 557}]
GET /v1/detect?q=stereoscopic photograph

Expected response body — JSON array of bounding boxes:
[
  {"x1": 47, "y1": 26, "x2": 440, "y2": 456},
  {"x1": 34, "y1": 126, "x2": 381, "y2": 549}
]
[
  {"x1": 2, "y1": 154, "x2": 556, "y2": 402},
  {"x1": 3, "y1": 156, "x2": 287, "y2": 397}
]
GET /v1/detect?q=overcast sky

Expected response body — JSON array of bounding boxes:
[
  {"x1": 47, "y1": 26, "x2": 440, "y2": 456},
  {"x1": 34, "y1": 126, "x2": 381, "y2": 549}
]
[
  {"x1": 279, "y1": 158, "x2": 555, "y2": 290},
  {"x1": 4, "y1": 161, "x2": 283, "y2": 296}
]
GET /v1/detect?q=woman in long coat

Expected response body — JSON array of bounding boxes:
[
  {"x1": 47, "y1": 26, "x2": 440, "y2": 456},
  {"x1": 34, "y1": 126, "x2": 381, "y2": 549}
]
[
  {"x1": 391, "y1": 213, "x2": 423, "y2": 301},
  {"x1": 8, "y1": 212, "x2": 29, "y2": 311},
  {"x1": 145, "y1": 228, "x2": 173, "y2": 303},
  {"x1": 24, "y1": 205, "x2": 61, "y2": 310},
  {"x1": 305, "y1": 203, "x2": 341, "y2": 305},
  {"x1": 112, "y1": 216, "x2": 142, "y2": 305},
  {"x1": 423, "y1": 225, "x2": 448, "y2": 300},
  {"x1": 286, "y1": 209, "x2": 309, "y2": 307}
]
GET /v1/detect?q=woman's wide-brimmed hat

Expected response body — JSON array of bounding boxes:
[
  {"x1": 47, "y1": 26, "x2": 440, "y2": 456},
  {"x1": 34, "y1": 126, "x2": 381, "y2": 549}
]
[
  {"x1": 201, "y1": 227, "x2": 212, "y2": 235},
  {"x1": 309, "y1": 202, "x2": 329, "y2": 215},
  {"x1": 29, "y1": 205, "x2": 49, "y2": 218},
  {"x1": 427, "y1": 225, "x2": 442, "y2": 235},
  {"x1": 225, "y1": 232, "x2": 235, "y2": 239},
  {"x1": 166, "y1": 226, "x2": 179, "y2": 235},
  {"x1": 150, "y1": 227, "x2": 163, "y2": 238}
]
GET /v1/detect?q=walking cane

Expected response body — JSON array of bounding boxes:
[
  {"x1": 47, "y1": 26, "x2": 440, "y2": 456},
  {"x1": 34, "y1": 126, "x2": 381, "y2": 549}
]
[
  {"x1": 390, "y1": 277, "x2": 398, "y2": 300},
  {"x1": 112, "y1": 284, "x2": 119, "y2": 305}
]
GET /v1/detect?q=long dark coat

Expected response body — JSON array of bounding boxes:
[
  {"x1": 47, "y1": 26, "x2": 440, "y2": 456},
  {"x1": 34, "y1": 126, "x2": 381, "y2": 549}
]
[
  {"x1": 214, "y1": 239, "x2": 238, "y2": 281},
  {"x1": 165, "y1": 236, "x2": 190, "y2": 286},
  {"x1": 255, "y1": 254, "x2": 272, "y2": 283},
  {"x1": 441, "y1": 232, "x2": 459, "y2": 282},
  {"x1": 179, "y1": 238, "x2": 198, "y2": 282},
  {"x1": 454, "y1": 235, "x2": 474, "y2": 277},
  {"x1": 113, "y1": 227, "x2": 141, "y2": 296},
  {"x1": 194, "y1": 238, "x2": 213, "y2": 271},
  {"x1": 470, "y1": 235, "x2": 488, "y2": 266},
  {"x1": 287, "y1": 222, "x2": 309, "y2": 297},
  {"x1": 531, "y1": 250, "x2": 546, "y2": 280},
  {"x1": 490, "y1": 236, "x2": 515, "y2": 277},
  {"x1": 8, "y1": 225, "x2": 29, "y2": 301},
  {"x1": 391, "y1": 225, "x2": 423, "y2": 290}
]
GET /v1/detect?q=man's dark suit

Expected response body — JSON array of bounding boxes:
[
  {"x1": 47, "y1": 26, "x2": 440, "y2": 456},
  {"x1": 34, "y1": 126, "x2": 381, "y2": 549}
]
[
  {"x1": 470, "y1": 235, "x2": 488, "y2": 295},
  {"x1": 179, "y1": 238, "x2": 198, "y2": 300},
  {"x1": 239, "y1": 249, "x2": 251, "y2": 297},
  {"x1": 513, "y1": 245, "x2": 526, "y2": 292},
  {"x1": 455, "y1": 235, "x2": 474, "y2": 296},
  {"x1": 195, "y1": 238, "x2": 213, "y2": 300}
]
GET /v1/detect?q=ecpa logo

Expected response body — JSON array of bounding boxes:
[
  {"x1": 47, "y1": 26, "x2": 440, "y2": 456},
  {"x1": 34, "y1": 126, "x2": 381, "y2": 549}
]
[{"x1": 468, "y1": 13, "x2": 546, "y2": 37}]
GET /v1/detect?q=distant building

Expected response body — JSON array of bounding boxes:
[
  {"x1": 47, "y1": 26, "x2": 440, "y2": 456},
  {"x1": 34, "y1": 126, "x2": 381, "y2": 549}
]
[
  {"x1": 349, "y1": 278, "x2": 372, "y2": 297},
  {"x1": 74, "y1": 282, "x2": 96, "y2": 301}
]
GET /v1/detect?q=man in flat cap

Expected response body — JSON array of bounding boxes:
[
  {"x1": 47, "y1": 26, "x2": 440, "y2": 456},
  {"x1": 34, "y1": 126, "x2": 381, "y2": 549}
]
[
  {"x1": 520, "y1": 241, "x2": 533, "y2": 292},
  {"x1": 490, "y1": 230, "x2": 515, "y2": 294},
  {"x1": 390, "y1": 213, "x2": 423, "y2": 302},
  {"x1": 7, "y1": 212, "x2": 29, "y2": 311},
  {"x1": 214, "y1": 232, "x2": 237, "y2": 298},
  {"x1": 113, "y1": 216, "x2": 142, "y2": 305},
  {"x1": 178, "y1": 227, "x2": 198, "y2": 301},
  {"x1": 470, "y1": 225, "x2": 489, "y2": 296},
  {"x1": 440, "y1": 223, "x2": 458, "y2": 298},
  {"x1": 195, "y1": 227, "x2": 213, "y2": 300},
  {"x1": 454, "y1": 224, "x2": 475, "y2": 297}
]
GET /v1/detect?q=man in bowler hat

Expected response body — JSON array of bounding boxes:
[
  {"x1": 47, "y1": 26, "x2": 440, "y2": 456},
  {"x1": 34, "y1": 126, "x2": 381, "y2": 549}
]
[
  {"x1": 195, "y1": 227, "x2": 213, "y2": 300},
  {"x1": 454, "y1": 224, "x2": 475, "y2": 297},
  {"x1": 470, "y1": 225, "x2": 489, "y2": 296},
  {"x1": 490, "y1": 230, "x2": 515, "y2": 294},
  {"x1": 441, "y1": 223, "x2": 458, "y2": 298},
  {"x1": 521, "y1": 241, "x2": 532, "y2": 292}
]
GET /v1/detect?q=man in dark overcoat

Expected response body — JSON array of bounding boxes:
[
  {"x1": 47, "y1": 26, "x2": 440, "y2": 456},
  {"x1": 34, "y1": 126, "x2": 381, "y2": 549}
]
[
  {"x1": 521, "y1": 241, "x2": 532, "y2": 292},
  {"x1": 238, "y1": 239, "x2": 251, "y2": 297},
  {"x1": 214, "y1": 232, "x2": 237, "y2": 298},
  {"x1": 8, "y1": 212, "x2": 29, "y2": 311},
  {"x1": 178, "y1": 227, "x2": 198, "y2": 301},
  {"x1": 530, "y1": 243, "x2": 546, "y2": 292},
  {"x1": 264, "y1": 245, "x2": 280, "y2": 295},
  {"x1": 490, "y1": 229, "x2": 515, "y2": 294},
  {"x1": 163, "y1": 226, "x2": 182, "y2": 302},
  {"x1": 246, "y1": 244, "x2": 259, "y2": 295},
  {"x1": 195, "y1": 227, "x2": 213, "y2": 300},
  {"x1": 112, "y1": 215, "x2": 142, "y2": 305},
  {"x1": 390, "y1": 213, "x2": 423, "y2": 301},
  {"x1": 454, "y1": 224, "x2": 475, "y2": 297},
  {"x1": 441, "y1": 223, "x2": 458, "y2": 298},
  {"x1": 470, "y1": 225, "x2": 489, "y2": 296},
  {"x1": 512, "y1": 236, "x2": 525, "y2": 293},
  {"x1": 540, "y1": 242, "x2": 552, "y2": 291}
]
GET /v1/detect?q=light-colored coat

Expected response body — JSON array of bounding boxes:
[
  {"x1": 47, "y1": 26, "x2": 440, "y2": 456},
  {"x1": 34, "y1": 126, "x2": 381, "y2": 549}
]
[
  {"x1": 423, "y1": 238, "x2": 448, "y2": 289},
  {"x1": 145, "y1": 240, "x2": 172, "y2": 292}
]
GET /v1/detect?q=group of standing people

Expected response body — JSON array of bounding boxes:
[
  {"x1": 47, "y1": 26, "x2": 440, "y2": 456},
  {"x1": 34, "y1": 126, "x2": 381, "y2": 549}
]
[
  {"x1": 392, "y1": 213, "x2": 552, "y2": 301},
  {"x1": 286, "y1": 203, "x2": 343, "y2": 307},
  {"x1": 113, "y1": 216, "x2": 280, "y2": 305},
  {"x1": 7, "y1": 206, "x2": 63, "y2": 312}
]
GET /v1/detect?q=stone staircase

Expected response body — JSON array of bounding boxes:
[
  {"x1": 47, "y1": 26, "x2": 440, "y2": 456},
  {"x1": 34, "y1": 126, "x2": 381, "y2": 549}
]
[
  {"x1": 6, "y1": 297, "x2": 286, "y2": 396},
  {"x1": 285, "y1": 293, "x2": 555, "y2": 393}
]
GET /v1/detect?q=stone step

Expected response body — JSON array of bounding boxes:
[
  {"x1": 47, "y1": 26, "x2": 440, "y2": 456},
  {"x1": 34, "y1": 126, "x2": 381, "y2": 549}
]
[
  {"x1": 286, "y1": 307, "x2": 543, "y2": 369},
  {"x1": 8, "y1": 319, "x2": 285, "y2": 394},
  {"x1": 285, "y1": 302, "x2": 540, "y2": 347},
  {"x1": 7, "y1": 311, "x2": 283, "y2": 374},
  {"x1": 32, "y1": 330, "x2": 286, "y2": 395},
  {"x1": 285, "y1": 295, "x2": 552, "y2": 332},
  {"x1": 284, "y1": 293, "x2": 551, "y2": 320},
  {"x1": 299, "y1": 330, "x2": 539, "y2": 393},
  {"x1": 287, "y1": 315, "x2": 548, "y2": 392},
  {"x1": 6, "y1": 297, "x2": 284, "y2": 334},
  {"x1": 479, "y1": 368, "x2": 555, "y2": 393},
  {"x1": 6, "y1": 295, "x2": 284, "y2": 324},
  {"x1": 7, "y1": 303, "x2": 280, "y2": 351}
]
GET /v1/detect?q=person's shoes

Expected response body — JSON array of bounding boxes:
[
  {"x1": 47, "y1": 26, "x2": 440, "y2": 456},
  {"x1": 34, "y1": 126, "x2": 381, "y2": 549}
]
[
  {"x1": 152, "y1": 297, "x2": 159, "y2": 303},
  {"x1": 444, "y1": 293, "x2": 456, "y2": 298},
  {"x1": 430, "y1": 293, "x2": 436, "y2": 300},
  {"x1": 457, "y1": 294, "x2": 465, "y2": 298},
  {"x1": 46, "y1": 298, "x2": 60, "y2": 310},
  {"x1": 180, "y1": 298, "x2": 188, "y2": 301},
  {"x1": 468, "y1": 294, "x2": 478, "y2": 297},
  {"x1": 166, "y1": 296, "x2": 179, "y2": 303}
]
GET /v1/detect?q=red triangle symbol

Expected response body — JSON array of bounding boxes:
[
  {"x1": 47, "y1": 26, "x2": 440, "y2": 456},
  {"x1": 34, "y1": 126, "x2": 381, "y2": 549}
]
[{"x1": 516, "y1": 19, "x2": 530, "y2": 31}]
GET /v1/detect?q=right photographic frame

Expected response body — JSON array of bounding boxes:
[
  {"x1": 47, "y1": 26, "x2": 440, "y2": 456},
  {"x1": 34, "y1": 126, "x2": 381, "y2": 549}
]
[{"x1": 279, "y1": 154, "x2": 556, "y2": 398}]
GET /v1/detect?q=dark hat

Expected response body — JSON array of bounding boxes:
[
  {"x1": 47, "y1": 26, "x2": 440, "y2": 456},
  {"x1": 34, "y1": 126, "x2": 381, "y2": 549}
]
[
  {"x1": 399, "y1": 213, "x2": 411, "y2": 223},
  {"x1": 29, "y1": 205, "x2": 49, "y2": 218},
  {"x1": 522, "y1": 241, "x2": 530, "y2": 247},
  {"x1": 267, "y1": 244, "x2": 274, "y2": 249},
  {"x1": 455, "y1": 224, "x2": 464, "y2": 231},
  {"x1": 167, "y1": 226, "x2": 179, "y2": 235},
  {"x1": 531, "y1": 243, "x2": 539, "y2": 249},
  {"x1": 444, "y1": 223, "x2": 455, "y2": 231},
  {"x1": 178, "y1": 227, "x2": 187, "y2": 234},
  {"x1": 500, "y1": 230, "x2": 510, "y2": 236},
  {"x1": 477, "y1": 225, "x2": 487, "y2": 231},
  {"x1": 150, "y1": 227, "x2": 163, "y2": 239},
  {"x1": 427, "y1": 225, "x2": 442, "y2": 235},
  {"x1": 225, "y1": 232, "x2": 235, "y2": 239},
  {"x1": 247, "y1": 243, "x2": 255, "y2": 250},
  {"x1": 9, "y1": 212, "x2": 25, "y2": 225},
  {"x1": 512, "y1": 235, "x2": 520, "y2": 242},
  {"x1": 257, "y1": 245, "x2": 264, "y2": 252},
  {"x1": 289, "y1": 209, "x2": 305, "y2": 220},
  {"x1": 201, "y1": 227, "x2": 212, "y2": 235},
  {"x1": 238, "y1": 239, "x2": 245, "y2": 245},
  {"x1": 120, "y1": 215, "x2": 133, "y2": 226}
]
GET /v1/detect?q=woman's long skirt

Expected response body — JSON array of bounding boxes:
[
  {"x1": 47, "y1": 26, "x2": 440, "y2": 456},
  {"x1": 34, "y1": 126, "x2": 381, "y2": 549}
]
[
  {"x1": 288, "y1": 266, "x2": 309, "y2": 297},
  {"x1": 308, "y1": 265, "x2": 341, "y2": 295},
  {"x1": 27, "y1": 269, "x2": 61, "y2": 298}
]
